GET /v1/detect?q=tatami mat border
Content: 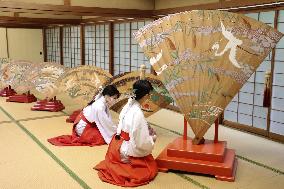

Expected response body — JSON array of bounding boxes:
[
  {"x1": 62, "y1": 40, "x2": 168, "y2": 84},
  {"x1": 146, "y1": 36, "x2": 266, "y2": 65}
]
[{"x1": 0, "y1": 106, "x2": 92, "y2": 189}]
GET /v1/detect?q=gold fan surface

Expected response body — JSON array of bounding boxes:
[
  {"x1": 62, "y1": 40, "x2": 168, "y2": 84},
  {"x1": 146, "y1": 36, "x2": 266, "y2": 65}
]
[
  {"x1": 134, "y1": 10, "x2": 283, "y2": 140},
  {"x1": 55, "y1": 65, "x2": 112, "y2": 110},
  {"x1": 0, "y1": 60, "x2": 34, "y2": 93},
  {"x1": 26, "y1": 62, "x2": 67, "y2": 100},
  {"x1": 110, "y1": 71, "x2": 173, "y2": 117}
]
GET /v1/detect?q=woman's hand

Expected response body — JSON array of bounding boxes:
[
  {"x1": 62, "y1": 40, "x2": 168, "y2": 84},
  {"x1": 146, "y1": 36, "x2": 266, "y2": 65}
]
[
  {"x1": 148, "y1": 124, "x2": 157, "y2": 136},
  {"x1": 120, "y1": 151, "x2": 130, "y2": 163},
  {"x1": 152, "y1": 134, "x2": 157, "y2": 142}
]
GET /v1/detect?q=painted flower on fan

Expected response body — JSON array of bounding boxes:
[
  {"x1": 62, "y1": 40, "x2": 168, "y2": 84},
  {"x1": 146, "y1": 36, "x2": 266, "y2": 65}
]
[{"x1": 142, "y1": 103, "x2": 150, "y2": 110}]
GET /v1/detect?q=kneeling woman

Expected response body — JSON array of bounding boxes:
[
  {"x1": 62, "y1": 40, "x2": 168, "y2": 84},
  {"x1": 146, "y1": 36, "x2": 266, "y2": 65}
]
[
  {"x1": 95, "y1": 80, "x2": 158, "y2": 187},
  {"x1": 48, "y1": 85, "x2": 120, "y2": 146}
]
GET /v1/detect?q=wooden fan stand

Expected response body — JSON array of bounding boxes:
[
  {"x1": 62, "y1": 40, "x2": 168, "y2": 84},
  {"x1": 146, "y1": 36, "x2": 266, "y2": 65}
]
[
  {"x1": 156, "y1": 117, "x2": 237, "y2": 181},
  {"x1": 0, "y1": 85, "x2": 16, "y2": 97},
  {"x1": 31, "y1": 96, "x2": 65, "y2": 112},
  {"x1": 6, "y1": 91, "x2": 37, "y2": 103}
]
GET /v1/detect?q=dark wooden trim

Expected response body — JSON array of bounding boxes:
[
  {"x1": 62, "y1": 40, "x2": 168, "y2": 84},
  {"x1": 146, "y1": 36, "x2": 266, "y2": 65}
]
[
  {"x1": 223, "y1": 120, "x2": 268, "y2": 137},
  {"x1": 0, "y1": 23, "x2": 45, "y2": 28},
  {"x1": 154, "y1": 0, "x2": 284, "y2": 15},
  {"x1": 267, "y1": 10, "x2": 279, "y2": 136},
  {"x1": 82, "y1": 17, "x2": 153, "y2": 24},
  {"x1": 129, "y1": 22, "x2": 132, "y2": 71},
  {"x1": 109, "y1": 23, "x2": 114, "y2": 75},
  {"x1": 42, "y1": 28, "x2": 47, "y2": 62},
  {"x1": 80, "y1": 24, "x2": 85, "y2": 65},
  {"x1": 5, "y1": 28, "x2": 9, "y2": 58},
  {"x1": 0, "y1": 1, "x2": 154, "y2": 17},
  {"x1": 59, "y1": 27, "x2": 64, "y2": 65},
  {"x1": 0, "y1": 16, "x2": 81, "y2": 25},
  {"x1": 223, "y1": 120, "x2": 284, "y2": 144},
  {"x1": 232, "y1": 5, "x2": 284, "y2": 14},
  {"x1": 269, "y1": 132, "x2": 284, "y2": 144}
]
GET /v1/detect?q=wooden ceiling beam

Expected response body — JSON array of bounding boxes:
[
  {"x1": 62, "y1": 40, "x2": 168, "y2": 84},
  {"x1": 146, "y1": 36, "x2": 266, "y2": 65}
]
[
  {"x1": 0, "y1": 1, "x2": 154, "y2": 17},
  {"x1": 0, "y1": 23, "x2": 45, "y2": 28},
  {"x1": 0, "y1": 16, "x2": 81, "y2": 25},
  {"x1": 154, "y1": 0, "x2": 284, "y2": 15},
  {"x1": 81, "y1": 16, "x2": 152, "y2": 24}
]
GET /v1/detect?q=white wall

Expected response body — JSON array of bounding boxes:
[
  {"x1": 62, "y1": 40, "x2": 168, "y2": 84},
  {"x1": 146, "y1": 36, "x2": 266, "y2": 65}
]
[
  {"x1": 4, "y1": 28, "x2": 44, "y2": 62},
  {"x1": 0, "y1": 28, "x2": 8, "y2": 58}
]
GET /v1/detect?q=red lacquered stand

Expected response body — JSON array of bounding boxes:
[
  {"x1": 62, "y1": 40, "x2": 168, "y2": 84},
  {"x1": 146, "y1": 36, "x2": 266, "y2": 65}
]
[
  {"x1": 156, "y1": 117, "x2": 237, "y2": 182},
  {"x1": 31, "y1": 96, "x2": 65, "y2": 112},
  {"x1": 66, "y1": 109, "x2": 81, "y2": 123},
  {"x1": 6, "y1": 91, "x2": 37, "y2": 103},
  {"x1": 0, "y1": 85, "x2": 16, "y2": 97}
]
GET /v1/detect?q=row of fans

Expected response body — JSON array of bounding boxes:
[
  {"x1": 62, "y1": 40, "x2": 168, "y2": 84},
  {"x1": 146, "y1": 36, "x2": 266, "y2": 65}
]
[
  {"x1": 1, "y1": 10, "x2": 282, "y2": 144},
  {"x1": 0, "y1": 58, "x2": 173, "y2": 117}
]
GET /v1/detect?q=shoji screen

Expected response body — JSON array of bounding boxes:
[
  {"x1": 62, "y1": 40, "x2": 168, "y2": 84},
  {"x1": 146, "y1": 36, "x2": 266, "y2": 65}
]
[
  {"x1": 85, "y1": 24, "x2": 110, "y2": 72},
  {"x1": 224, "y1": 11, "x2": 275, "y2": 130},
  {"x1": 85, "y1": 25, "x2": 96, "y2": 66},
  {"x1": 63, "y1": 26, "x2": 81, "y2": 68},
  {"x1": 46, "y1": 27, "x2": 60, "y2": 63},
  {"x1": 271, "y1": 10, "x2": 284, "y2": 135},
  {"x1": 130, "y1": 20, "x2": 152, "y2": 72},
  {"x1": 113, "y1": 20, "x2": 152, "y2": 75},
  {"x1": 114, "y1": 22, "x2": 131, "y2": 75}
]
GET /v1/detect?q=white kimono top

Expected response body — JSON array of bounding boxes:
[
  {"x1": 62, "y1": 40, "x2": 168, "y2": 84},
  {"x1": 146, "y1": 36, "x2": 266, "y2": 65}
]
[
  {"x1": 119, "y1": 99, "x2": 155, "y2": 158},
  {"x1": 75, "y1": 96, "x2": 116, "y2": 144}
]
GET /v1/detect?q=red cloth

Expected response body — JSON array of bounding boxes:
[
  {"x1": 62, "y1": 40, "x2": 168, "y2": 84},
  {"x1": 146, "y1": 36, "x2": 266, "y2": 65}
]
[
  {"x1": 48, "y1": 112, "x2": 106, "y2": 146},
  {"x1": 94, "y1": 131, "x2": 158, "y2": 187}
]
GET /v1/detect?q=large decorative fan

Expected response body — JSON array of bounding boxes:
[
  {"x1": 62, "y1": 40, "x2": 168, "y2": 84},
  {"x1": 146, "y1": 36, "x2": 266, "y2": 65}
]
[
  {"x1": 0, "y1": 58, "x2": 9, "y2": 89},
  {"x1": 109, "y1": 69, "x2": 173, "y2": 117},
  {"x1": 55, "y1": 65, "x2": 112, "y2": 110},
  {"x1": 134, "y1": 10, "x2": 283, "y2": 143},
  {"x1": 26, "y1": 62, "x2": 67, "y2": 100},
  {"x1": 0, "y1": 60, "x2": 34, "y2": 93}
]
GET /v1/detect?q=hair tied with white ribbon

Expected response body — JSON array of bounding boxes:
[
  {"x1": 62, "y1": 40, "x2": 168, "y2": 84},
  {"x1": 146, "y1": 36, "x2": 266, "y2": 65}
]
[
  {"x1": 94, "y1": 86, "x2": 104, "y2": 101},
  {"x1": 126, "y1": 88, "x2": 137, "y2": 99}
]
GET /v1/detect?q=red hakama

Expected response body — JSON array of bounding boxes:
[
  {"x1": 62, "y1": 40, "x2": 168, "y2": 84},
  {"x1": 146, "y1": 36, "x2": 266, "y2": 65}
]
[
  {"x1": 95, "y1": 131, "x2": 158, "y2": 187},
  {"x1": 48, "y1": 112, "x2": 106, "y2": 146}
]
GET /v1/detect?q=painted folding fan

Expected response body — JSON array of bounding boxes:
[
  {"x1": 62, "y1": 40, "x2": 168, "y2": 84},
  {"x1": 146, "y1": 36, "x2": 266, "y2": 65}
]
[
  {"x1": 0, "y1": 60, "x2": 34, "y2": 93},
  {"x1": 109, "y1": 68, "x2": 173, "y2": 117},
  {"x1": 134, "y1": 10, "x2": 283, "y2": 144},
  {"x1": 26, "y1": 62, "x2": 67, "y2": 100},
  {"x1": 55, "y1": 65, "x2": 112, "y2": 110}
]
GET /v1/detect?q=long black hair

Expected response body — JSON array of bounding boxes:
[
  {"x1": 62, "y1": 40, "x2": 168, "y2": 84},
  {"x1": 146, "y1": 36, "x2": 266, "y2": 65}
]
[
  {"x1": 87, "y1": 85, "x2": 120, "y2": 106},
  {"x1": 133, "y1": 80, "x2": 153, "y2": 101}
]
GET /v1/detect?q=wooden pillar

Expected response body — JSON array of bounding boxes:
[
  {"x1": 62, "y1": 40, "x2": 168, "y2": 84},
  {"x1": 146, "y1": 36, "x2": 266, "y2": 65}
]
[
  {"x1": 80, "y1": 24, "x2": 85, "y2": 65},
  {"x1": 42, "y1": 28, "x2": 47, "y2": 62},
  {"x1": 109, "y1": 23, "x2": 114, "y2": 75},
  {"x1": 59, "y1": 27, "x2": 64, "y2": 65}
]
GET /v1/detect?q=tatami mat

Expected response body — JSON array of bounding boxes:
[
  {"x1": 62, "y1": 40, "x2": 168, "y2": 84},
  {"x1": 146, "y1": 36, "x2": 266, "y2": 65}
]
[
  {"x1": 18, "y1": 116, "x2": 201, "y2": 189},
  {"x1": 0, "y1": 122, "x2": 82, "y2": 189},
  {"x1": 1, "y1": 99, "x2": 284, "y2": 189},
  {"x1": 0, "y1": 98, "x2": 65, "y2": 120},
  {"x1": 0, "y1": 108, "x2": 11, "y2": 123}
]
